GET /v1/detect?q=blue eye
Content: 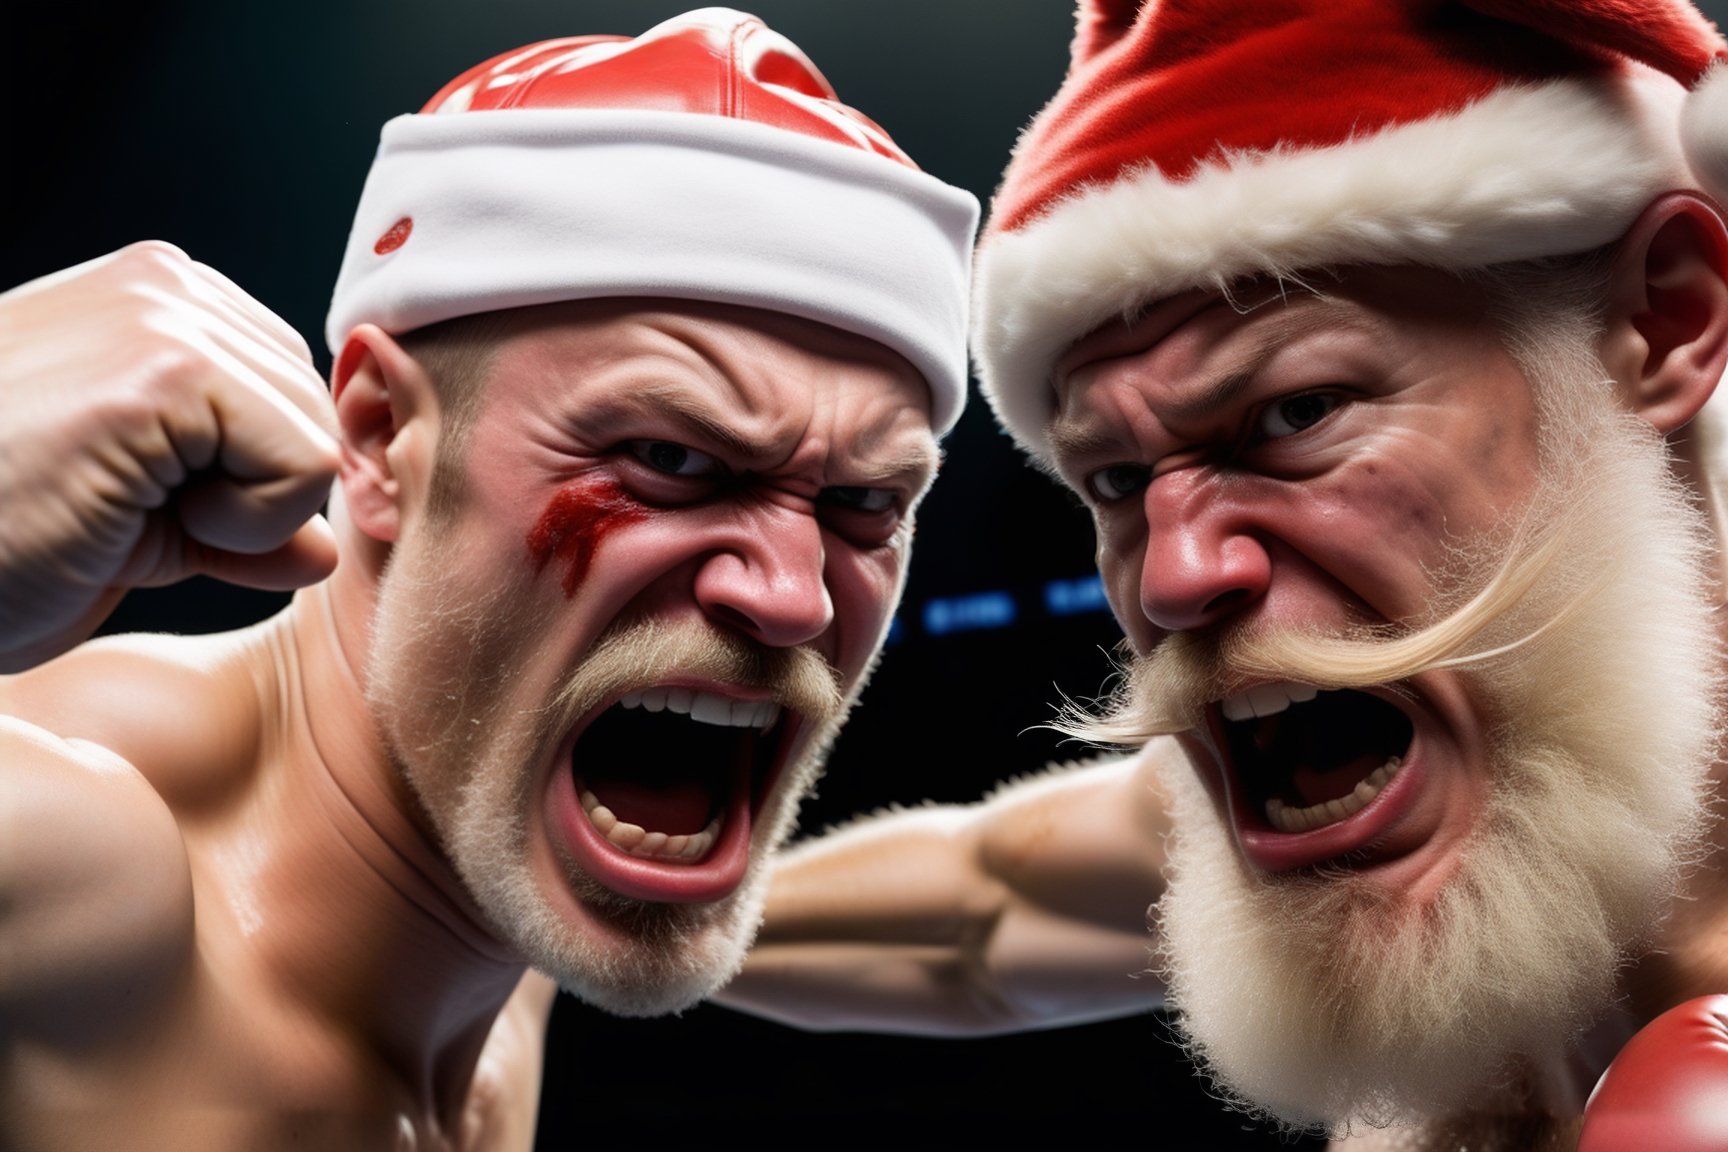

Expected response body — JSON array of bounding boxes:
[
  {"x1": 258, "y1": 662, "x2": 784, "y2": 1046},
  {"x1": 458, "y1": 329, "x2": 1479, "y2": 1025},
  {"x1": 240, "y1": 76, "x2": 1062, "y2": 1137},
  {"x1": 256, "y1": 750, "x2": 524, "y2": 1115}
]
[
  {"x1": 629, "y1": 440, "x2": 720, "y2": 477},
  {"x1": 1257, "y1": 393, "x2": 1340, "y2": 439},
  {"x1": 1087, "y1": 464, "x2": 1151, "y2": 503}
]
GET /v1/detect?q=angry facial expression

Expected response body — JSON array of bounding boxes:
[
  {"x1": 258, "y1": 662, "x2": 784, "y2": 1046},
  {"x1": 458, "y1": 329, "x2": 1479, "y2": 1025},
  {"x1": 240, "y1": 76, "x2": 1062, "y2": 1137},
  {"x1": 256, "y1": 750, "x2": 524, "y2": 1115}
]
[
  {"x1": 366, "y1": 299, "x2": 938, "y2": 1015},
  {"x1": 1050, "y1": 265, "x2": 1721, "y2": 1125},
  {"x1": 1053, "y1": 266, "x2": 1551, "y2": 900}
]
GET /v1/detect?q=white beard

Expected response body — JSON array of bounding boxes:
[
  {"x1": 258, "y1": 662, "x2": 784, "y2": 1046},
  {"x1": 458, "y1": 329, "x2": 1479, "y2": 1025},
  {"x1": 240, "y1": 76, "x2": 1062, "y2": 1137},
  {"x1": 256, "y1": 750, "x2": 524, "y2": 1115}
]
[{"x1": 1147, "y1": 347, "x2": 1723, "y2": 1131}]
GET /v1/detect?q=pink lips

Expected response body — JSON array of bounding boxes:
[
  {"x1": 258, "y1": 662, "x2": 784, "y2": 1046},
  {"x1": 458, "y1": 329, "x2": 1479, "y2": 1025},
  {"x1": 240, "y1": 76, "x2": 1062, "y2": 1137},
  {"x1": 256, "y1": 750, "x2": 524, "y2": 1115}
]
[
  {"x1": 548, "y1": 752, "x2": 754, "y2": 903},
  {"x1": 541, "y1": 693, "x2": 800, "y2": 906}
]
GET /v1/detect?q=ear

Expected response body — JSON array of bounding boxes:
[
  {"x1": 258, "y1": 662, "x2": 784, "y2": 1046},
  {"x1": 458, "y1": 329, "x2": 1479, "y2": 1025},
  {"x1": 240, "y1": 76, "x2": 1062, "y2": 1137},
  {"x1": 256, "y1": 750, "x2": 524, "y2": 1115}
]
[
  {"x1": 331, "y1": 325, "x2": 440, "y2": 543},
  {"x1": 1599, "y1": 192, "x2": 1728, "y2": 435}
]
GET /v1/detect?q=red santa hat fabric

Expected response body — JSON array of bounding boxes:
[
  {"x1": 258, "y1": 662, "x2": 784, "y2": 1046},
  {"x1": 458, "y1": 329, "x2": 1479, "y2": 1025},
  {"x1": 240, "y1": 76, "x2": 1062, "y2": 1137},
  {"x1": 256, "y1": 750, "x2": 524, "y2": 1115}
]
[
  {"x1": 975, "y1": 0, "x2": 1728, "y2": 461},
  {"x1": 326, "y1": 7, "x2": 979, "y2": 433}
]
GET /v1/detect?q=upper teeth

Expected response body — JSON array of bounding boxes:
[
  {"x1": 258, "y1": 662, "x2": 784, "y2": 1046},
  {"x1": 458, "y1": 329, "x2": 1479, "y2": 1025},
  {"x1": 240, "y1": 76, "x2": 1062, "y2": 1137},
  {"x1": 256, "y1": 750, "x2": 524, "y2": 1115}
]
[
  {"x1": 1221, "y1": 682, "x2": 1318, "y2": 721},
  {"x1": 618, "y1": 688, "x2": 780, "y2": 730}
]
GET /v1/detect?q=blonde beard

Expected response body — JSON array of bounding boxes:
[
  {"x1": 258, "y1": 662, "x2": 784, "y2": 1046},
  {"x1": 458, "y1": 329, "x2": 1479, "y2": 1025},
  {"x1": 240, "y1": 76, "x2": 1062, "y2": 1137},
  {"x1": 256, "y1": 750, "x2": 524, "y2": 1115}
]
[
  {"x1": 1073, "y1": 340, "x2": 1723, "y2": 1131},
  {"x1": 367, "y1": 548, "x2": 849, "y2": 1018}
]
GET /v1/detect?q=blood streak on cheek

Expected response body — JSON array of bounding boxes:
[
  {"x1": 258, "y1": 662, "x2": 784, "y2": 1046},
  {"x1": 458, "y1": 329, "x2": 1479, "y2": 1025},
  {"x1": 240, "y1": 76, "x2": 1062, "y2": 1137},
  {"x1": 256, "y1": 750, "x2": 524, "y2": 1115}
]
[{"x1": 526, "y1": 475, "x2": 648, "y2": 598}]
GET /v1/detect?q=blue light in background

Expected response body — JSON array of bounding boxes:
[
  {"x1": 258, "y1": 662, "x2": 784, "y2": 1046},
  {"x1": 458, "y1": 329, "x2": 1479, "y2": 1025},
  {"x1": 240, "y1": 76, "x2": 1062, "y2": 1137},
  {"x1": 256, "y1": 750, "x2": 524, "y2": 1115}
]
[
  {"x1": 1043, "y1": 574, "x2": 1110, "y2": 616},
  {"x1": 923, "y1": 591, "x2": 1017, "y2": 636}
]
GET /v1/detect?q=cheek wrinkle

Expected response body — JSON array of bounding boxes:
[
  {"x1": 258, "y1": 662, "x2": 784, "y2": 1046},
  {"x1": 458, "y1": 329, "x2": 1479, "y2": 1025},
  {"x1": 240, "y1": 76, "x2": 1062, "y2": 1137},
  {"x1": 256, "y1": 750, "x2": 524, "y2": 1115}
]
[{"x1": 526, "y1": 475, "x2": 648, "y2": 597}]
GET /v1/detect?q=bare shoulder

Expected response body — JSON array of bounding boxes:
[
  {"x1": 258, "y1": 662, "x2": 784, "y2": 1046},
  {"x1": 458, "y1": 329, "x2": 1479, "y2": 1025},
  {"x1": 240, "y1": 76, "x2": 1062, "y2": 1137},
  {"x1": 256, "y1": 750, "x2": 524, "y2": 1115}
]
[
  {"x1": 0, "y1": 626, "x2": 274, "y2": 1040},
  {"x1": 0, "y1": 625, "x2": 274, "y2": 802},
  {"x1": 0, "y1": 711, "x2": 195, "y2": 1040}
]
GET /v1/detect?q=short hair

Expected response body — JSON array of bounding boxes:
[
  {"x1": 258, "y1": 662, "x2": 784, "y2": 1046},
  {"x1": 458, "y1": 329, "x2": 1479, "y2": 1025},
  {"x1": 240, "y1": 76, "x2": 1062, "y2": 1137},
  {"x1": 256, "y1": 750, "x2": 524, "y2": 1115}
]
[{"x1": 395, "y1": 310, "x2": 514, "y2": 523}]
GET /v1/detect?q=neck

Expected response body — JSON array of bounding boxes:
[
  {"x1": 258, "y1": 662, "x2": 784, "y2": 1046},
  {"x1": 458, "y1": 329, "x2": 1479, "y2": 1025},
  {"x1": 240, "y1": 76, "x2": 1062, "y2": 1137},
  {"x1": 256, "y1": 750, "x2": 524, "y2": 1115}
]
[{"x1": 242, "y1": 581, "x2": 528, "y2": 1118}]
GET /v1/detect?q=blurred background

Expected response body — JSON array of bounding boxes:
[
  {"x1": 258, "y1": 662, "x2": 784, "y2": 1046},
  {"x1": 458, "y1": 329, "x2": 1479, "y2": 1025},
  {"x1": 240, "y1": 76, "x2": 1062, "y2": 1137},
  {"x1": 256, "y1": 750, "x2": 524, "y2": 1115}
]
[{"x1": 10, "y1": 2, "x2": 1724, "y2": 1147}]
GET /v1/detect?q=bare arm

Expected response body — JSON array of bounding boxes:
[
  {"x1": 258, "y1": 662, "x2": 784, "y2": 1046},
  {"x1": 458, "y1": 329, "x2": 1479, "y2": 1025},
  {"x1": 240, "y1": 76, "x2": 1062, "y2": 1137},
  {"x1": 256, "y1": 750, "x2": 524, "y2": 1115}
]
[
  {"x1": 720, "y1": 740, "x2": 1177, "y2": 1035},
  {"x1": 0, "y1": 709, "x2": 195, "y2": 1042},
  {"x1": 0, "y1": 242, "x2": 335, "y2": 1037}
]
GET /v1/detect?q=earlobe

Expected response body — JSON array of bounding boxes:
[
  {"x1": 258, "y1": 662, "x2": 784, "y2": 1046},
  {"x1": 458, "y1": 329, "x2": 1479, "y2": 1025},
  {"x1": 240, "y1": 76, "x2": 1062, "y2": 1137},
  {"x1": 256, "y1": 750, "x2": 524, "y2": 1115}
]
[
  {"x1": 1600, "y1": 192, "x2": 1728, "y2": 435},
  {"x1": 331, "y1": 325, "x2": 437, "y2": 543}
]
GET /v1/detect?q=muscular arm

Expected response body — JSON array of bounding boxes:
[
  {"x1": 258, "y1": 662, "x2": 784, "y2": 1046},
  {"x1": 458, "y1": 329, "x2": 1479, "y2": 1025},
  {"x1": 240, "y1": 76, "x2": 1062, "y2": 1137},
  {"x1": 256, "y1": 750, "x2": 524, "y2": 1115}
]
[
  {"x1": 0, "y1": 706, "x2": 195, "y2": 1043},
  {"x1": 720, "y1": 741, "x2": 1177, "y2": 1035},
  {"x1": 0, "y1": 242, "x2": 335, "y2": 1043}
]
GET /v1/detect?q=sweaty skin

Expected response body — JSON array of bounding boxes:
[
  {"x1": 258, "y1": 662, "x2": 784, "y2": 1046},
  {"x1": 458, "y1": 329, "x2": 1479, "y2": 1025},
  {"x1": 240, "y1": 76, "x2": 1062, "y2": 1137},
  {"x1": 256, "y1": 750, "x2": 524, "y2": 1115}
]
[
  {"x1": 528, "y1": 475, "x2": 650, "y2": 597},
  {"x1": 0, "y1": 266, "x2": 940, "y2": 1149},
  {"x1": 720, "y1": 746, "x2": 1171, "y2": 1035}
]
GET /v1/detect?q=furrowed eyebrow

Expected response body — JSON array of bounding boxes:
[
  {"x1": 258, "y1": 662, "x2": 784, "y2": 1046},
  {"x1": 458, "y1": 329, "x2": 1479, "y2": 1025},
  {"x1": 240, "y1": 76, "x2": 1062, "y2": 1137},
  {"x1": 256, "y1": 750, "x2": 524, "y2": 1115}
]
[
  {"x1": 1046, "y1": 421, "x2": 1128, "y2": 474},
  {"x1": 1054, "y1": 301, "x2": 1360, "y2": 450},
  {"x1": 621, "y1": 382, "x2": 764, "y2": 459},
  {"x1": 590, "y1": 379, "x2": 940, "y2": 490},
  {"x1": 1172, "y1": 308, "x2": 1350, "y2": 419},
  {"x1": 844, "y1": 440, "x2": 942, "y2": 491}
]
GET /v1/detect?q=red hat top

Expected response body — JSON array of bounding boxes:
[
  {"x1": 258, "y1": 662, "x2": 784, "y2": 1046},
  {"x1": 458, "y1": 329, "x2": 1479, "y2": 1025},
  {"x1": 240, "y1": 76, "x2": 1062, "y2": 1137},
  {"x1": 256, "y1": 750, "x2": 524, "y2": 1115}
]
[
  {"x1": 328, "y1": 8, "x2": 979, "y2": 433},
  {"x1": 974, "y1": 0, "x2": 1728, "y2": 461},
  {"x1": 419, "y1": 14, "x2": 911, "y2": 165}
]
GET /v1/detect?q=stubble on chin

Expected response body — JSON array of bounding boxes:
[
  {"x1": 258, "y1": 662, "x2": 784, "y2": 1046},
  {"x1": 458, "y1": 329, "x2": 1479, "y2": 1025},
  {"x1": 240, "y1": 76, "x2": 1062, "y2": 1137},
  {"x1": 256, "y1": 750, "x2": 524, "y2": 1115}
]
[{"x1": 367, "y1": 540, "x2": 854, "y2": 1015}]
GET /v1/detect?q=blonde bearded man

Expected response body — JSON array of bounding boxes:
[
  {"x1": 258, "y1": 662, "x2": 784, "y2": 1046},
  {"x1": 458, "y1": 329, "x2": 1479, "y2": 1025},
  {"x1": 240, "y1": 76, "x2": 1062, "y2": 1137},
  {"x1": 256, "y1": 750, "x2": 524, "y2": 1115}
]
[
  {"x1": 0, "y1": 9, "x2": 977, "y2": 1149},
  {"x1": 720, "y1": 1, "x2": 1728, "y2": 1147}
]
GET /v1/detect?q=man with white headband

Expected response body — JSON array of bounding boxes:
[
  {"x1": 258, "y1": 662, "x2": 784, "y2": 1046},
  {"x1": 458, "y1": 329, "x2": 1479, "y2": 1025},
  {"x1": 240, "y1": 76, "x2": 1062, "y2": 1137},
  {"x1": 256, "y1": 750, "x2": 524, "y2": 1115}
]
[
  {"x1": 0, "y1": 9, "x2": 975, "y2": 1146},
  {"x1": 725, "y1": 1, "x2": 1728, "y2": 1146}
]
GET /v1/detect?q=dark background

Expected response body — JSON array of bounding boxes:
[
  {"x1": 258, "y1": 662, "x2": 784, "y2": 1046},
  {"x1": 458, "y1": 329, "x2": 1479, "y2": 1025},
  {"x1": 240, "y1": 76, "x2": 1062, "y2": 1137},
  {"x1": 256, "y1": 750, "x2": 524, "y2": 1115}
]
[{"x1": 11, "y1": 2, "x2": 1723, "y2": 1148}]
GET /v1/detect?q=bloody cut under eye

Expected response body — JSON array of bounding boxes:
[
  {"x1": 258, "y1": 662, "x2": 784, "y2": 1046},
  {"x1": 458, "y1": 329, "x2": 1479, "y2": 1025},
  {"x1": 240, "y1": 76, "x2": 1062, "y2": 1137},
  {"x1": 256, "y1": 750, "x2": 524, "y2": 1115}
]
[{"x1": 527, "y1": 475, "x2": 649, "y2": 598}]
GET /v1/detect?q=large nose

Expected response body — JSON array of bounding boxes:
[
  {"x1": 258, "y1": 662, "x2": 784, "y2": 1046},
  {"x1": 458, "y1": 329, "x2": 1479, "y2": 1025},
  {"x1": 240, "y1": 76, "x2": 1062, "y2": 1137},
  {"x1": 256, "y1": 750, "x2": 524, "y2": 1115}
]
[
  {"x1": 694, "y1": 504, "x2": 834, "y2": 648},
  {"x1": 1139, "y1": 468, "x2": 1271, "y2": 633}
]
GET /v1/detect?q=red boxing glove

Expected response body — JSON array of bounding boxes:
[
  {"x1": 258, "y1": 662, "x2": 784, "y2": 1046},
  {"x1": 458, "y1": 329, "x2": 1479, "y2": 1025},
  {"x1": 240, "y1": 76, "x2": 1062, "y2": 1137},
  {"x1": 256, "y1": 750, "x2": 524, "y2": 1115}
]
[{"x1": 1578, "y1": 995, "x2": 1728, "y2": 1151}]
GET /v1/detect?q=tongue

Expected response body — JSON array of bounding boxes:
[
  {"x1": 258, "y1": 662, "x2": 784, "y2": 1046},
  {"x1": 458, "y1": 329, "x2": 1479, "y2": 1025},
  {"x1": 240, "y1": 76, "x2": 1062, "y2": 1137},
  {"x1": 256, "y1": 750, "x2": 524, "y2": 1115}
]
[
  {"x1": 587, "y1": 776, "x2": 714, "y2": 834},
  {"x1": 1291, "y1": 754, "x2": 1384, "y2": 807}
]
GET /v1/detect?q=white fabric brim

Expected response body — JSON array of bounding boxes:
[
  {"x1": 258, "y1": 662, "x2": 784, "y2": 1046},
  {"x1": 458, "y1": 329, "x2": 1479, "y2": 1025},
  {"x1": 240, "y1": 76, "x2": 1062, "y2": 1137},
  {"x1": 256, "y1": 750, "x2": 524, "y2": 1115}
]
[
  {"x1": 327, "y1": 109, "x2": 979, "y2": 434},
  {"x1": 976, "y1": 69, "x2": 1723, "y2": 462}
]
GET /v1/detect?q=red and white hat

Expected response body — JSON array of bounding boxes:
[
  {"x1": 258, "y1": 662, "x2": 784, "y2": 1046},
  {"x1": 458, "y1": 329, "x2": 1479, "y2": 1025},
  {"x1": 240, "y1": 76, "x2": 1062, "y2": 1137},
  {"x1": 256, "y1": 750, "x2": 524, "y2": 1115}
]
[
  {"x1": 975, "y1": 0, "x2": 1728, "y2": 460},
  {"x1": 327, "y1": 7, "x2": 979, "y2": 433}
]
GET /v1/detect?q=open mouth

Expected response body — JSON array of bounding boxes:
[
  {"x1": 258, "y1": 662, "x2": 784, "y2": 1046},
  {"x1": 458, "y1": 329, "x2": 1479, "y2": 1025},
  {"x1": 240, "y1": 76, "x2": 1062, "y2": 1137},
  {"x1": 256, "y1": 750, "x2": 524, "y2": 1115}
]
[
  {"x1": 1220, "y1": 683, "x2": 1414, "y2": 834},
  {"x1": 571, "y1": 686, "x2": 787, "y2": 865}
]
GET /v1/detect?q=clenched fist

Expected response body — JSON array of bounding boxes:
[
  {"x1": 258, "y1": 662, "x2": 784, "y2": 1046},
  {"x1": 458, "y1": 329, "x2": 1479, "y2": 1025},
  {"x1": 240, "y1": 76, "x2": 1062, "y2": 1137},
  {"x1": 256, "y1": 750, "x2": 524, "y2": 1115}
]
[{"x1": 0, "y1": 242, "x2": 339, "y2": 671}]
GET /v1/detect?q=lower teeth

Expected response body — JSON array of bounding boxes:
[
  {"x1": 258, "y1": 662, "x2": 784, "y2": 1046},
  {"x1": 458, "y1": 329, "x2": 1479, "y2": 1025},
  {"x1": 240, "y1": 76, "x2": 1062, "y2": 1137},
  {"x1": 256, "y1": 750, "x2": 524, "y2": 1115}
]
[
  {"x1": 1264, "y1": 756, "x2": 1403, "y2": 833},
  {"x1": 581, "y1": 790, "x2": 720, "y2": 861}
]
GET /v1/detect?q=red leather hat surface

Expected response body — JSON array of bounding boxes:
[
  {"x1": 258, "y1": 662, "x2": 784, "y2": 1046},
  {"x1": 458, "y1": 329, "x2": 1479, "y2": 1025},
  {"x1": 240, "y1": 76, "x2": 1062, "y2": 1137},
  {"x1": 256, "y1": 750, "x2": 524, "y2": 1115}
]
[{"x1": 328, "y1": 8, "x2": 979, "y2": 433}]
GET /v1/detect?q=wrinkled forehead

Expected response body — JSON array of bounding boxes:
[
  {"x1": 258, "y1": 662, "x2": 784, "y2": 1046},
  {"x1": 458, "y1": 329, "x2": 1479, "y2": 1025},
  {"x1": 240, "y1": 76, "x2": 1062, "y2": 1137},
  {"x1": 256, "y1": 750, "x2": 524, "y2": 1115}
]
[
  {"x1": 1050, "y1": 264, "x2": 1494, "y2": 412},
  {"x1": 479, "y1": 297, "x2": 941, "y2": 472},
  {"x1": 486, "y1": 296, "x2": 929, "y2": 396}
]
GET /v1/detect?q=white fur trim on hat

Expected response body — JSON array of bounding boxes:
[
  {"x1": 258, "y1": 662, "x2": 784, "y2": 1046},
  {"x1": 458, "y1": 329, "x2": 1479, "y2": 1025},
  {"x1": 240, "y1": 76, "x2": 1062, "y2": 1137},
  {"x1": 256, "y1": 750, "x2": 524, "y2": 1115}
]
[
  {"x1": 327, "y1": 109, "x2": 980, "y2": 434},
  {"x1": 975, "y1": 73, "x2": 1700, "y2": 462}
]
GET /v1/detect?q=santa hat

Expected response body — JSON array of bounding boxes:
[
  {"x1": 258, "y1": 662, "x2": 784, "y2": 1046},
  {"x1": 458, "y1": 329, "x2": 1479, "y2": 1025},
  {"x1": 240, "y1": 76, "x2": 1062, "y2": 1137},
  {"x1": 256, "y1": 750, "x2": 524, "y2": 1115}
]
[
  {"x1": 975, "y1": 0, "x2": 1728, "y2": 461},
  {"x1": 326, "y1": 7, "x2": 979, "y2": 433}
]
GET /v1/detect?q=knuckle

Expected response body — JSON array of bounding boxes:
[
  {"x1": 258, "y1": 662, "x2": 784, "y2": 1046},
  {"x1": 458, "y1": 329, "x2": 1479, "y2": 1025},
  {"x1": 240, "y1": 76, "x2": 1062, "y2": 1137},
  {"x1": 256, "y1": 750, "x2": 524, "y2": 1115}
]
[
  {"x1": 92, "y1": 343, "x2": 206, "y2": 432},
  {"x1": 113, "y1": 240, "x2": 192, "y2": 283},
  {"x1": 133, "y1": 339, "x2": 205, "y2": 399}
]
